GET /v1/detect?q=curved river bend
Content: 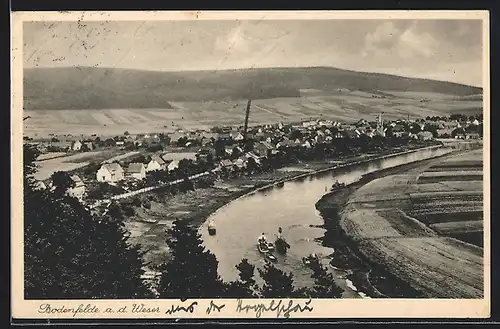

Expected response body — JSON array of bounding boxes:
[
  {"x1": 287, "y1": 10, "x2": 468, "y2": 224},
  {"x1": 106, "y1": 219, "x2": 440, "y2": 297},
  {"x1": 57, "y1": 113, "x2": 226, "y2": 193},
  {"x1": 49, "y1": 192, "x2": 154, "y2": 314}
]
[{"x1": 199, "y1": 147, "x2": 453, "y2": 294}]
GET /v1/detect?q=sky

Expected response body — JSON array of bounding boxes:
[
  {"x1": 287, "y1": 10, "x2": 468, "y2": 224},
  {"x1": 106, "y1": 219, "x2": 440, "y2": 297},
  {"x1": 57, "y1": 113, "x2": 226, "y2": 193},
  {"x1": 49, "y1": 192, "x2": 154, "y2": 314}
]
[{"x1": 23, "y1": 19, "x2": 483, "y2": 87}]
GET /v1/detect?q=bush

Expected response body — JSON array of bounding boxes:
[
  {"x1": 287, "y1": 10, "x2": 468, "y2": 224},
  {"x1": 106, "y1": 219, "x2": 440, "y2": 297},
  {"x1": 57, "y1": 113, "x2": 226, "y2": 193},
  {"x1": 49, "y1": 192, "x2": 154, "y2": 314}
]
[
  {"x1": 131, "y1": 197, "x2": 142, "y2": 207},
  {"x1": 122, "y1": 204, "x2": 135, "y2": 217}
]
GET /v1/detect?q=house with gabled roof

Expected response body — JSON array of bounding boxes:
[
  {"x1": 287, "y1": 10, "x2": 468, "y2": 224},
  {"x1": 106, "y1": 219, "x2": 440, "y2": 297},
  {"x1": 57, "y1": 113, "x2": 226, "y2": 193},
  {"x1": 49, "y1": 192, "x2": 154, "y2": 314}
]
[
  {"x1": 254, "y1": 141, "x2": 275, "y2": 157},
  {"x1": 244, "y1": 152, "x2": 263, "y2": 165},
  {"x1": 67, "y1": 174, "x2": 86, "y2": 199},
  {"x1": 217, "y1": 132, "x2": 231, "y2": 141},
  {"x1": 127, "y1": 163, "x2": 146, "y2": 180},
  {"x1": 166, "y1": 159, "x2": 180, "y2": 172},
  {"x1": 230, "y1": 131, "x2": 244, "y2": 141},
  {"x1": 219, "y1": 159, "x2": 233, "y2": 169},
  {"x1": 96, "y1": 163, "x2": 124, "y2": 183},
  {"x1": 146, "y1": 155, "x2": 166, "y2": 172},
  {"x1": 169, "y1": 133, "x2": 187, "y2": 145},
  {"x1": 71, "y1": 140, "x2": 82, "y2": 151},
  {"x1": 417, "y1": 131, "x2": 434, "y2": 141},
  {"x1": 276, "y1": 139, "x2": 300, "y2": 149},
  {"x1": 233, "y1": 158, "x2": 247, "y2": 170}
]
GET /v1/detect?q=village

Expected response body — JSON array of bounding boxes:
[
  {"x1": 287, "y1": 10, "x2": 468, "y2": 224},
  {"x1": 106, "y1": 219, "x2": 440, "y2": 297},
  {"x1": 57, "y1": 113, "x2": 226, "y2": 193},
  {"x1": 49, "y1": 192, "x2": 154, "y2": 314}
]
[{"x1": 26, "y1": 112, "x2": 483, "y2": 205}]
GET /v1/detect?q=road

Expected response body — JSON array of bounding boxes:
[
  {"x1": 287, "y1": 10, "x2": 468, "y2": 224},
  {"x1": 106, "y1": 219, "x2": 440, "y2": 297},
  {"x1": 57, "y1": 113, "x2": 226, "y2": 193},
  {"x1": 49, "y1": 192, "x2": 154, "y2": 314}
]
[{"x1": 88, "y1": 170, "x2": 212, "y2": 209}]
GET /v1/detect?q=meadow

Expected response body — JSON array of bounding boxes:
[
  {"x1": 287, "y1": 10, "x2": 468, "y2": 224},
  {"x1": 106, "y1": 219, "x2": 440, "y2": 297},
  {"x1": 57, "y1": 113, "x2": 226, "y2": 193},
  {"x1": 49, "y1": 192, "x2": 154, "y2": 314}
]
[
  {"x1": 23, "y1": 88, "x2": 482, "y2": 137},
  {"x1": 33, "y1": 149, "x2": 128, "y2": 181}
]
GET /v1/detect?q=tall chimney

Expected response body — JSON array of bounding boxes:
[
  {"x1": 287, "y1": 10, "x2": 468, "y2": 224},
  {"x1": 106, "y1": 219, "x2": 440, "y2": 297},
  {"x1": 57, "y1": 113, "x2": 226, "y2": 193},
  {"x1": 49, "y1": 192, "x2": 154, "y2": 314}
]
[{"x1": 243, "y1": 100, "x2": 251, "y2": 143}]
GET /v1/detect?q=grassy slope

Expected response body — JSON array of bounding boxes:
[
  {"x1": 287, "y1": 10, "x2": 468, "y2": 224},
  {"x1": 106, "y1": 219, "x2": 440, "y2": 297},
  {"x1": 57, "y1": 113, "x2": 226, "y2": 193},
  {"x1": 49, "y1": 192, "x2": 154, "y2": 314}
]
[{"x1": 24, "y1": 66, "x2": 482, "y2": 110}]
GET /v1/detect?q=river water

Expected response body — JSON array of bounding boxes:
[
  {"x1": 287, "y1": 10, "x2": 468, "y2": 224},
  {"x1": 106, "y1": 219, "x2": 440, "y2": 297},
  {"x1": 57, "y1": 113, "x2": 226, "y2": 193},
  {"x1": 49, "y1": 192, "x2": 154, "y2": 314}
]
[{"x1": 199, "y1": 146, "x2": 453, "y2": 295}]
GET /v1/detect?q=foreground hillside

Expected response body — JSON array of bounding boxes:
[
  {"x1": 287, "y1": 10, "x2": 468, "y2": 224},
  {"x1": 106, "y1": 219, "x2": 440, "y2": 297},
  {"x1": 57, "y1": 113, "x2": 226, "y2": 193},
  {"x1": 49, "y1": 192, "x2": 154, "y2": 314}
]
[{"x1": 24, "y1": 66, "x2": 482, "y2": 110}]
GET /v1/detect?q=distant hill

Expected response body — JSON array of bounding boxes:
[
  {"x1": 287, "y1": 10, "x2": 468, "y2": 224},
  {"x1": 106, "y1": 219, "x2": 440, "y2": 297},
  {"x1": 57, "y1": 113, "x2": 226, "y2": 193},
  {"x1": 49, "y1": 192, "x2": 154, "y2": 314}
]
[{"x1": 23, "y1": 66, "x2": 482, "y2": 110}]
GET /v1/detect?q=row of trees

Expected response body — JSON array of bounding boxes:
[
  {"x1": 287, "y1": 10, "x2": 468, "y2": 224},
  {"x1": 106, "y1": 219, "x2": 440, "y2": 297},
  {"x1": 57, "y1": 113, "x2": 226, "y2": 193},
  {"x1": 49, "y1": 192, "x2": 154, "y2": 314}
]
[
  {"x1": 202, "y1": 133, "x2": 432, "y2": 183},
  {"x1": 424, "y1": 113, "x2": 483, "y2": 122},
  {"x1": 24, "y1": 144, "x2": 343, "y2": 299}
]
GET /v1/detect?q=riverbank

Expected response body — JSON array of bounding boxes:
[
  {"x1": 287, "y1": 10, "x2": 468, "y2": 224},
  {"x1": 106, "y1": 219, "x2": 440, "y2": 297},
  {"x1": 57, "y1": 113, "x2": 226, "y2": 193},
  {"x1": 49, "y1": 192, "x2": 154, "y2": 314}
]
[
  {"x1": 123, "y1": 143, "x2": 442, "y2": 275},
  {"x1": 315, "y1": 146, "x2": 484, "y2": 298}
]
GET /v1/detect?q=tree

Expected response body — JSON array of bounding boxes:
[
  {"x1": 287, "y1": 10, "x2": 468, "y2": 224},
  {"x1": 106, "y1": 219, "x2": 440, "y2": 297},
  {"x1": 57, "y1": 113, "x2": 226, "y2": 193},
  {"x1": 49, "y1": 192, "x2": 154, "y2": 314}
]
[
  {"x1": 258, "y1": 262, "x2": 303, "y2": 298},
  {"x1": 81, "y1": 143, "x2": 92, "y2": 152},
  {"x1": 177, "y1": 137, "x2": 188, "y2": 147},
  {"x1": 385, "y1": 126, "x2": 394, "y2": 138},
  {"x1": 157, "y1": 220, "x2": 225, "y2": 298},
  {"x1": 24, "y1": 144, "x2": 150, "y2": 299},
  {"x1": 50, "y1": 171, "x2": 75, "y2": 197},
  {"x1": 130, "y1": 154, "x2": 148, "y2": 164},
  {"x1": 214, "y1": 139, "x2": 226, "y2": 158},
  {"x1": 358, "y1": 134, "x2": 371, "y2": 152},
  {"x1": 146, "y1": 144, "x2": 163, "y2": 152},
  {"x1": 290, "y1": 129, "x2": 303, "y2": 141},
  {"x1": 370, "y1": 135, "x2": 385, "y2": 151},
  {"x1": 150, "y1": 169, "x2": 168, "y2": 184},
  {"x1": 246, "y1": 157, "x2": 258, "y2": 174},
  {"x1": 308, "y1": 258, "x2": 343, "y2": 298},
  {"x1": 205, "y1": 153, "x2": 215, "y2": 169},
  {"x1": 231, "y1": 146, "x2": 241, "y2": 160},
  {"x1": 224, "y1": 259, "x2": 257, "y2": 298},
  {"x1": 243, "y1": 139, "x2": 254, "y2": 153}
]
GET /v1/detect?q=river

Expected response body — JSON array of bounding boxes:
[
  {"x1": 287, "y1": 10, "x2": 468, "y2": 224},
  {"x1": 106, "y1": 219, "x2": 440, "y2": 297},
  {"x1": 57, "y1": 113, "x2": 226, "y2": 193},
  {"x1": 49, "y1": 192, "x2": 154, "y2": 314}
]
[{"x1": 199, "y1": 146, "x2": 453, "y2": 297}]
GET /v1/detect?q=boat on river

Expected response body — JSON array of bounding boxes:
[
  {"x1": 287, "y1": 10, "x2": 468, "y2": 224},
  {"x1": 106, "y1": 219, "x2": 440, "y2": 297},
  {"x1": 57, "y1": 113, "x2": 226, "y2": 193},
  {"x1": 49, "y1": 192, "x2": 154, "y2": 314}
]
[
  {"x1": 330, "y1": 180, "x2": 346, "y2": 191},
  {"x1": 208, "y1": 219, "x2": 216, "y2": 236},
  {"x1": 275, "y1": 237, "x2": 291, "y2": 255},
  {"x1": 302, "y1": 253, "x2": 319, "y2": 266},
  {"x1": 257, "y1": 242, "x2": 278, "y2": 262}
]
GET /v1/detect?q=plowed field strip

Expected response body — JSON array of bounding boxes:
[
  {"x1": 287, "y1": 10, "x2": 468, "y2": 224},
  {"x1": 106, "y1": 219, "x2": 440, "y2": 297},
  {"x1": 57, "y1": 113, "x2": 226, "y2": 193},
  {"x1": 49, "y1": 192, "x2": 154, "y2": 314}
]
[
  {"x1": 358, "y1": 237, "x2": 483, "y2": 298},
  {"x1": 430, "y1": 220, "x2": 483, "y2": 234}
]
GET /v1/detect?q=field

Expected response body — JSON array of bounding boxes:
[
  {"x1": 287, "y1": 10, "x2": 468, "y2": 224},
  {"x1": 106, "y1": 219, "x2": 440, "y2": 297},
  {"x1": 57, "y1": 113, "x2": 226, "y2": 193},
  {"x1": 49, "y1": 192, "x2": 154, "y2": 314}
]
[
  {"x1": 341, "y1": 205, "x2": 436, "y2": 241},
  {"x1": 340, "y1": 148, "x2": 484, "y2": 297},
  {"x1": 357, "y1": 237, "x2": 483, "y2": 298},
  {"x1": 409, "y1": 149, "x2": 484, "y2": 227},
  {"x1": 160, "y1": 152, "x2": 197, "y2": 161},
  {"x1": 35, "y1": 152, "x2": 67, "y2": 161},
  {"x1": 33, "y1": 149, "x2": 129, "y2": 181},
  {"x1": 23, "y1": 88, "x2": 482, "y2": 137},
  {"x1": 430, "y1": 220, "x2": 483, "y2": 235}
]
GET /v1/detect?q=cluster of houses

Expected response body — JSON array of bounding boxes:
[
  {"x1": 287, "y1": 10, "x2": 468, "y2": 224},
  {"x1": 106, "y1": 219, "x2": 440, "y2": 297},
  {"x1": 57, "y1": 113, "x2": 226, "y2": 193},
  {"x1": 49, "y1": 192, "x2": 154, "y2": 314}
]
[
  {"x1": 96, "y1": 155, "x2": 181, "y2": 183},
  {"x1": 30, "y1": 114, "x2": 483, "y2": 202},
  {"x1": 35, "y1": 174, "x2": 87, "y2": 200}
]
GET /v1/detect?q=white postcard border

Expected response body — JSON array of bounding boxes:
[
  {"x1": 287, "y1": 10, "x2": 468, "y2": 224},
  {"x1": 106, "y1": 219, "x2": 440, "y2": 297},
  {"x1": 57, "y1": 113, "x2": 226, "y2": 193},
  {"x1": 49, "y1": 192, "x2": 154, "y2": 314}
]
[{"x1": 11, "y1": 10, "x2": 491, "y2": 320}]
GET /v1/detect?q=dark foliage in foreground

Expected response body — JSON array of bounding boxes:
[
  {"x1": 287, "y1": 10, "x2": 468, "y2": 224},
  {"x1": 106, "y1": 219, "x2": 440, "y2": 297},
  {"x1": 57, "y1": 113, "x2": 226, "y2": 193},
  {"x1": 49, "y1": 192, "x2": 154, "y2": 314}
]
[
  {"x1": 24, "y1": 141, "x2": 350, "y2": 299},
  {"x1": 156, "y1": 222, "x2": 343, "y2": 299},
  {"x1": 157, "y1": 220, "x2": 226, "y2": 298},
  {"x1": 24, "y1": 144, "x2": 151, "y2": 299}
]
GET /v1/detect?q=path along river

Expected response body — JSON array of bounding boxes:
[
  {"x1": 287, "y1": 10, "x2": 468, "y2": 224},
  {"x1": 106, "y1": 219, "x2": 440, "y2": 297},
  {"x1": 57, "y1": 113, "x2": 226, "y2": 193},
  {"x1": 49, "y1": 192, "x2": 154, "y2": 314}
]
[{"x1": 199, "y1": 146, "x2": 454, "y2": 297}]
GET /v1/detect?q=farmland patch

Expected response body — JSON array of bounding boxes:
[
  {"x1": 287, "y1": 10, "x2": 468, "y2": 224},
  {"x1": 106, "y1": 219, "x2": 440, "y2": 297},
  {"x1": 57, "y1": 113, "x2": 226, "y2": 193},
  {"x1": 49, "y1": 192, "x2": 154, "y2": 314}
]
[
  {"x1": 411, "y1": 210, "x2": 483, "y2": 225},
  {"x1": 430, "y1": 220, "x2": 483, "y2": 235},
  {"x1": 357, "y1": 237, "x2": 483, "y2": 298}
]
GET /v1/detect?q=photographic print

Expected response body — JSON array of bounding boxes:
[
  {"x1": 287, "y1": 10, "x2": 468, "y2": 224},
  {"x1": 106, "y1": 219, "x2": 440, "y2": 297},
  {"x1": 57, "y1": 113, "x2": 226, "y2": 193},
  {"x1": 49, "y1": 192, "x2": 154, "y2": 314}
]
[{"x1": 11, "y1": 11, "x2": 490, "y2": 320}]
